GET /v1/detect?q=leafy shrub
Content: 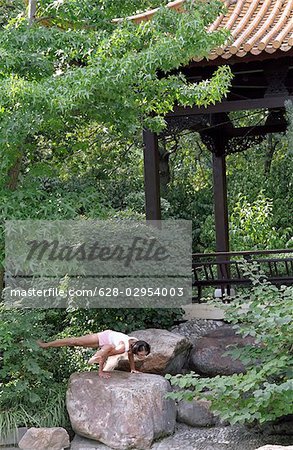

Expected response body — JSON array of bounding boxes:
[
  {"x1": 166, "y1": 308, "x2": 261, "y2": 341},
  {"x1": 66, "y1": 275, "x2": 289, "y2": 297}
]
[
  {"x1": 200, "y1": 192, "x2": 291, "y2": 252},
  {"x1": 166, "y1": 263, "x2": 293, "y2": 425},
  {"x1": 0, "y1": 308, "x2": 70, "y2": 438},
  {"x1": 229, "y1": 193, "x2": 291, "y2": 250},
  {"x1": 0, "y1": 305, "x2": 182, "y2": 437}
]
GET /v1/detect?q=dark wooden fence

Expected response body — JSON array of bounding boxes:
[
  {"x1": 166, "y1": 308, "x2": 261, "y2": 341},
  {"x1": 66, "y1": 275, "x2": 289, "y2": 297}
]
[{"x1": 192, "y1": 249, "x2": 293, "y2": 302}]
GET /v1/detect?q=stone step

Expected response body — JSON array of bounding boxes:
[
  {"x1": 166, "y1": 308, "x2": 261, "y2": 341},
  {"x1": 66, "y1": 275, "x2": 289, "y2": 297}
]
[{"x1": 182, "y1": 303, "x2": 225, "y2": 320}]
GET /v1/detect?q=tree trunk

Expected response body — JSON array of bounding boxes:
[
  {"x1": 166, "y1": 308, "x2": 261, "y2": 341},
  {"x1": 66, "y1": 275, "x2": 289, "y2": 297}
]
[
  {"x1": 6, "y1": 156, "x2": 22, "y2": 191},
  {"x1": 28, "y1": 0, "x2": 37, "y2": 26},
  {"x1": 1, "y1": 155, "x2": 23, "y2": 299},
  {"x1": 264, "y1": 134, "x2": 276, "y2": 177},
  {"x1": 158, "y1": 139, "x2": 171, "y2": 196},
  {"x1": 159, "y1": 151, "x2": 170, "y2": 196}
]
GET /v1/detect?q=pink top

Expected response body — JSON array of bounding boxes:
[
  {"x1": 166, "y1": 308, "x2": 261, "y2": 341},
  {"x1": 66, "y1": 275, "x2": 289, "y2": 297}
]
[{"x1": 98, "y1": 330, "x2": 137, "y2": 352}]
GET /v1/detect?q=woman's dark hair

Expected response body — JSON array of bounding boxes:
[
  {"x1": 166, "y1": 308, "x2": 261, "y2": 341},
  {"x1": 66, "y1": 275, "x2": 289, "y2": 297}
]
[{"x1": 131, "y1": 340, "x2": 151, "y2": 355}]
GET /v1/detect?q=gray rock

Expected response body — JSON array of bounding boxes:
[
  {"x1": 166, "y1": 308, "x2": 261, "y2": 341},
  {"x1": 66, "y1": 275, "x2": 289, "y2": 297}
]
[
  {"x1": 188, "y1": 325, "x2": 254, "y2": 376},
  {"x1": 177, "y1": 399, "x2": 218, "y2": 427},
  {"x1": 70, "y1": 435, "x2": 110, "y2": 449},
  {"x1": 18, "y1": 427, "x2": 70, "y2": 450},
  {"x1": 170, "y1": 319, "x2": 224, "y2": 342},
  {"x1": 66, "y1": 371, "x2": 176, "y2": 450},
  {"x1": 104, "y1": 328, "x2": 192, "y2": 375}
]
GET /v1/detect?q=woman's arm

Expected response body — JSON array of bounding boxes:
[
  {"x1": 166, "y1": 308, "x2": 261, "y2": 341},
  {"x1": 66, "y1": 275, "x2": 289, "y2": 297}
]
[
  {"x1": 89, "y1": 343, "x2": 126, "y2": 378},
  {"x1": 128, "y1": 351, "x2": 141, "y2": 373}
]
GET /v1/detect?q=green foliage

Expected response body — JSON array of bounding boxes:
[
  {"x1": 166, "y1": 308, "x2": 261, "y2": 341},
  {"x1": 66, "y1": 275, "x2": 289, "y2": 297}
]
[
  {"x1": 285, "y1": 100, "x2": 293, "y2": 153},
  {"x1": 62, "y1": 307, "x2": 183, "y2": 336},
  {"x1": 198, "y1": 127, "x2": 292, "y2": 252},
  {"x1": 0, "y1": 1, "x2": 24, "y2": 27},
  {"x1": 163, "y1": 132, "x2": 213, "y2": 249},
  {"x1": 164, "y1": 109, "x2": 292, "y2": 252},
  {"x1": 0, "y1": 307, "x2": 70, "y2": 437},
  {"x1": 0, "y1": 0, "x2": 232, "y2": 185},
  {"x1": 0, "y1": 387, "x2": 68, "y2": 439},
  {"x1": 37, "y1": 0, "x2": 170, "y2": 29},
  {"x1": 229, "y1": 193, "x2": 291, "y2": 250},
  {"x1": 201, "y1": 192, "x2": 291, "y2": 251},
  {"x1": 0, "y1": 179, "x2": 112, "y2": 272},
  {"x1": 166, "y1": 264, "x2": 293, "y2": 425}
]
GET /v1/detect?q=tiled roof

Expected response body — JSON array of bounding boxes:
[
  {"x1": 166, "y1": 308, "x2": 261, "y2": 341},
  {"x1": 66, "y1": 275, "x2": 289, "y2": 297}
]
[{"x1": 115, "y1": 0, "x2": 293, "y2": 61}]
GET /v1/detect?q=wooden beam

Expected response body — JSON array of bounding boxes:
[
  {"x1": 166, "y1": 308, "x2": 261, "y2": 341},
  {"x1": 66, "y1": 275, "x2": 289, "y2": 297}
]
[
  {"x1": 189, "y1": 122, "x2": 287, "y2": 137},
  {"x1": 211, "y1": 133, "x2": 230, "y2": 254},
  {"x1": 227, "y1": 123, "x2": 287, "y2": 138},
  {"x1": 143, "y1": 130, "x2": 161, "y2": 220},
  {"x1": 167, "y1": 96, "x2": 293, "y2": 117}
]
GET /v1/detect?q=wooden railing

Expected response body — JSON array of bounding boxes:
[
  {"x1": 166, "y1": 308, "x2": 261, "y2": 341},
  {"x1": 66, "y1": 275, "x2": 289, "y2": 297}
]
[{"x1": 192, "y1": 249, "x2": 293, "y2": 302}]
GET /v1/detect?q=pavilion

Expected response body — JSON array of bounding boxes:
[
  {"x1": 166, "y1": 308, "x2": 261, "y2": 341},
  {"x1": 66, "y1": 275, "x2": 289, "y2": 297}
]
[{"x1": 126, "y1": 0, "x2": 293, "y2": 294}]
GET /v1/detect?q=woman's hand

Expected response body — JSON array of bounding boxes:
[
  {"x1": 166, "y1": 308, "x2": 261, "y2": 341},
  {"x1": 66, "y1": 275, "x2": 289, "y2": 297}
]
[{"x1": 99, "y1": 371, "x2": 111, "y2": 379}]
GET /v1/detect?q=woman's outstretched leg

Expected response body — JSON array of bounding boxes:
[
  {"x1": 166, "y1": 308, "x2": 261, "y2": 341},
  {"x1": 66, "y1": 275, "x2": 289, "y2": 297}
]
[{"x1": 37, "y1": 333, "x2": 99, "y2": 349}]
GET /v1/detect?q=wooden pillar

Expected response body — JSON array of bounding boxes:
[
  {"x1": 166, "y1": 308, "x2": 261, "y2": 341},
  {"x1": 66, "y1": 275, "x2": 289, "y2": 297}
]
[
  {"x1": 143, "y1": 129, "x2": 161, "y2": 220},
  {"x1": 212, "y1": 141, "x2": 229, "y2": 253}
]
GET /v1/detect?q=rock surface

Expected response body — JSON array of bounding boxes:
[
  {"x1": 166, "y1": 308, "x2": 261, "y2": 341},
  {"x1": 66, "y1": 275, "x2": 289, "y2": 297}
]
[
  {"x1": 18, "y1": 427, "x2": 70, "y2": 450},
  {"x1": 188, "y1": 325, "x2": 255, "y2": 376},
  {"x1": 254, "y1": 446, "x2": 293, "y2": 450},
  {"x1": 70, "y1": 435, "x2": 109, "y2": 449},
  {"x1": 70, "y1": 423, "x2": 293, "y2": 450},
  {"x1": 66, "y1": 371, "x2": 176, "y2": 449},
  {"x1": 104, "y1": 328, "x2": 192, "y2": 375},
  {"x1": 177, "y1": 398, "x2": 219, "y2": 427},
  {"x1": 170, "y1": 319, "x2": 224, "y2": 342},
  {"x1": 261, "y1": 417, "x2": 293, "y2": 436}
]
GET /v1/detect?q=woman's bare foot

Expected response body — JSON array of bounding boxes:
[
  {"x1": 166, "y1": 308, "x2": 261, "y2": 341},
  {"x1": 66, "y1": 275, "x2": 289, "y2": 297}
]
[
  {"x1": 88, "y1": 355, "x2": 101, "y2": 365},
  {"x1": 37, "y1": 340, "x2": 49, "y2": 349}
]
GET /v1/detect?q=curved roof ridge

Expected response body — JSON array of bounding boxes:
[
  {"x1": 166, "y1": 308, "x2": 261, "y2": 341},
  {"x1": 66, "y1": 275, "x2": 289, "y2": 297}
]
[
  {"x1": 112, "y1": 0, "x2": 185, "y2": 24},
  {"x1": 113, "y1": 0, "x2": 293, "y2": 61}
]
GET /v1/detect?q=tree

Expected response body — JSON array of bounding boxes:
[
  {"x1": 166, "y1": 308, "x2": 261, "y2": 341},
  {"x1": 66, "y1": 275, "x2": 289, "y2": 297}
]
[{"x1": 0, "y1": 0, "x2": 232, "y2": 188}]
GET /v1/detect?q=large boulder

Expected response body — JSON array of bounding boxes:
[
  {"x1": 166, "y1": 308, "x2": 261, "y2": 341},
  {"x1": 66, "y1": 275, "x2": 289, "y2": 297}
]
[
  {"x1": 188, "y1": 325, "x2": 255, "y2": 376},
  {"x1": 18, "y1": 427, "x2": 70, "y2": 450},
  {"x1": 104, "y1": 328, "x2": 192, "y2": 375},
  {"x1": 66, "y1": 371, "x2": 176, "y2": 450},
  {"x1": 171, "y1": 319, "x2": 224, "y2": 341}
]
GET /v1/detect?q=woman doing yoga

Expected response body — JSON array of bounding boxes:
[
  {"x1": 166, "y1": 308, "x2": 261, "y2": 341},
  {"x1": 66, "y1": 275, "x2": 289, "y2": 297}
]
[{"x1": 38, "y1": 329, "x2": 151, "y2": 379}]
